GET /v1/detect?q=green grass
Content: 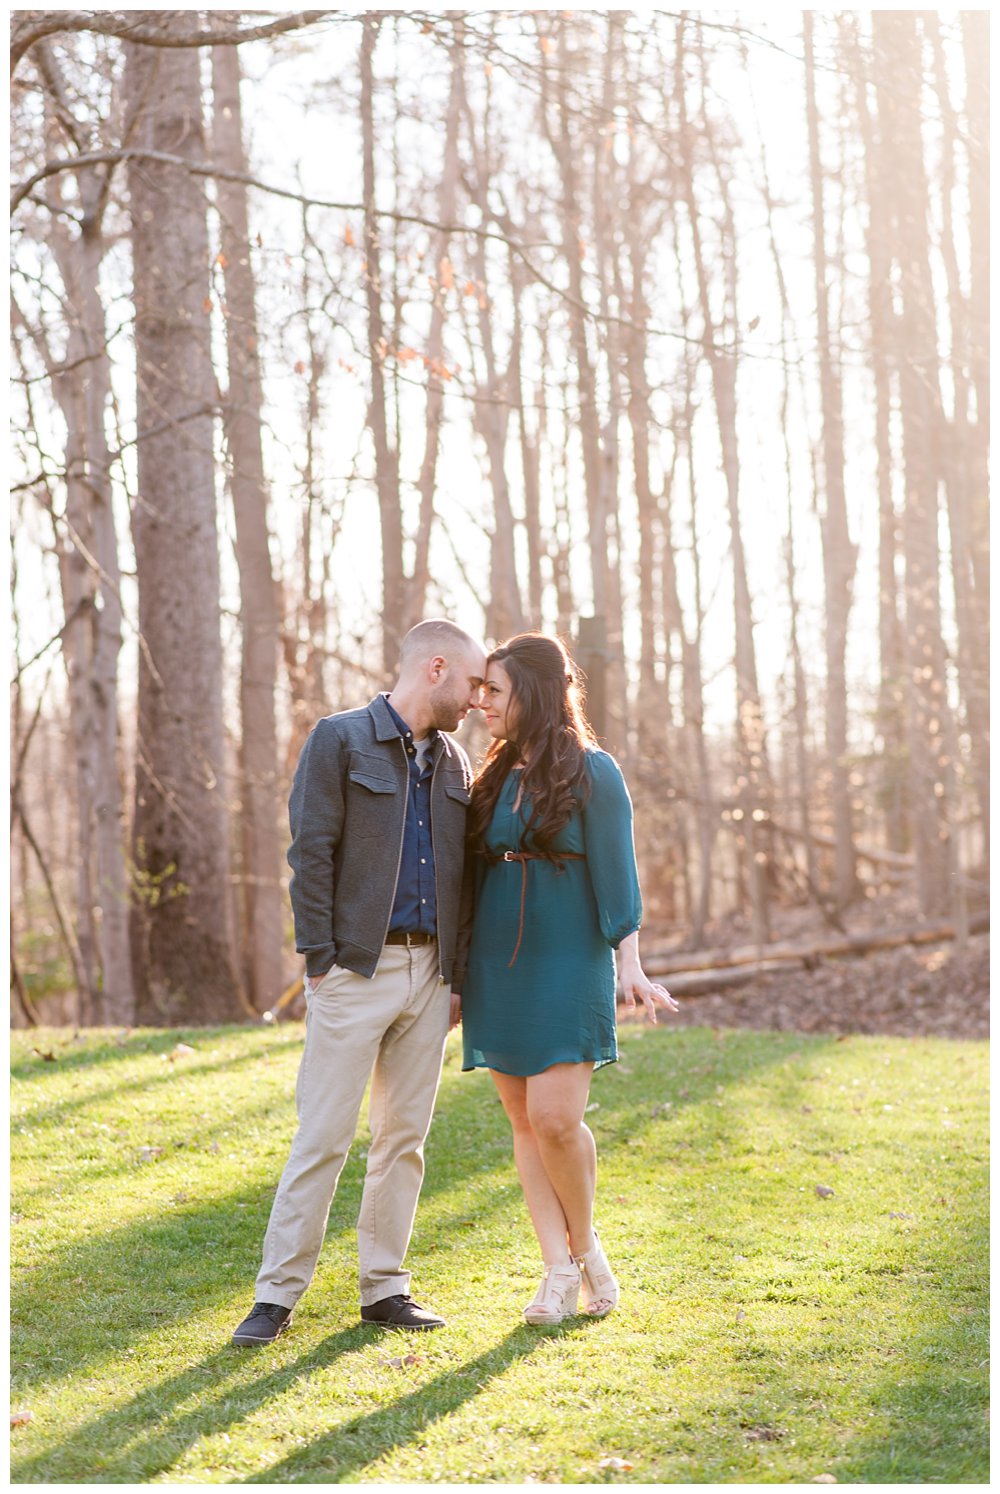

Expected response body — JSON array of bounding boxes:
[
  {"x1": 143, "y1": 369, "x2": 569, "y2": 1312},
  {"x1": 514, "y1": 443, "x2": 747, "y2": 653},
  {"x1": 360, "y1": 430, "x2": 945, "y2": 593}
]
[{"x1": 10, "y1": 1021, "x2": 988, "y2": 1484}]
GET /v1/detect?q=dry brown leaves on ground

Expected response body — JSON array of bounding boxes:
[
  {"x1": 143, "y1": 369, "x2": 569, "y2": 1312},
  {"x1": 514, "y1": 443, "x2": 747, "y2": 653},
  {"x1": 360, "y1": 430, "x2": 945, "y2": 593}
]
[{"x1": 627, "y1": 932, "x2": 988, "y2": 1041}]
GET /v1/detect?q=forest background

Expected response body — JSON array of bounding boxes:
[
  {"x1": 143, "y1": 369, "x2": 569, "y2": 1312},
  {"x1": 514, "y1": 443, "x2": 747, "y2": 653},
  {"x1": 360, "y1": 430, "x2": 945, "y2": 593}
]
[{"x1": 8, "y1": 8, "x2": 989, "y2": 1030}]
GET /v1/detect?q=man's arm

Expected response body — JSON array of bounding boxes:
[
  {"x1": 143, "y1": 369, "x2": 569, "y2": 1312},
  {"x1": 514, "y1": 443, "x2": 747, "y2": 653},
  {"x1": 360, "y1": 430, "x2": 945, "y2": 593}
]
[{"x1": 287, "y1": 718, "x2": 345, "y2": 978}]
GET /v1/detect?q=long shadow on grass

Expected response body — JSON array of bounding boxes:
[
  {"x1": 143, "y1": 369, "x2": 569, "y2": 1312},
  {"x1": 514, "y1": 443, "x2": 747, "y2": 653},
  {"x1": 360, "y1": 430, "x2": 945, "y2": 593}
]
[
  {"x1": 13, "y1": 1079, "x2": 317, "y2": 1212},
  {"x1": 241, "y1": 1323, "x2": 584, "y2": 1485},
  {"x1": 11, "y1": 1028, "x2": 828, "y2": 1398},
  {"x1": 11, "y1": 1030, "x2": 303, "y2": 1132},
  {"x1": 11, "y1": 1327, "x2": 362, "y2": 1483},
  {"x1": 10, "y1": 1024, "x2": 273, "y2": 1082}
]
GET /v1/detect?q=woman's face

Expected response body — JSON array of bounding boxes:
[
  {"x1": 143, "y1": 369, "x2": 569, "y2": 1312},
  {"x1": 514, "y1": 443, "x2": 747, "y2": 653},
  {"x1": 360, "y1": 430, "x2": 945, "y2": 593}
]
[{"x1": 480, "y1": 659, "x2": 518, "y2": 741}]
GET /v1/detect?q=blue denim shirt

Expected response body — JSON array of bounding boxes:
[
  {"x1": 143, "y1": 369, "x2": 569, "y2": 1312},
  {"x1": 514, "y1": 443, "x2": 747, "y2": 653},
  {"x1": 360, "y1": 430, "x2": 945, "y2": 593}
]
[{"x1": 383, "y1": 696, "x2": 437, "y2": 934}]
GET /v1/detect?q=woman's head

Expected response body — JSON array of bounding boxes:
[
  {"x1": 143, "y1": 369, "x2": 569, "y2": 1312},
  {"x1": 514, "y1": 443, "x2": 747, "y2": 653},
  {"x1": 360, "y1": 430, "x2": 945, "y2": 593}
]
[
  {"x1": 481, "y1": 633, "x2": 593, "y2": 750},
  {"x1": 470, "y1": 633, "x2": 596, "y2": 858}
]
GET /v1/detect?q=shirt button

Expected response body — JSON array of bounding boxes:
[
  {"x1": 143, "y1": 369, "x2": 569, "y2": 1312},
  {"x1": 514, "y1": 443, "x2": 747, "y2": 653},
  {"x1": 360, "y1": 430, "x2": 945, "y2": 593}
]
[
  {"x1": 420, "y1": 858, "x2": 426, "y2": 864},
  {"x1": 421, "y1": 898, "x2": 426, "y2": 904}
]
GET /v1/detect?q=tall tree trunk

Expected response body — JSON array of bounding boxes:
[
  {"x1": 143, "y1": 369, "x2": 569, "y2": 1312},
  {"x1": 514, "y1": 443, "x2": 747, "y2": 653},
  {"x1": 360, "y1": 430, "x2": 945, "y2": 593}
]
[
  {"x1": 457, "y1": 81, "x2": 523, "y2": 643},
  {"x1": 747, "y1": 44, "x2": 819, "y2": 899},
  {"x1": 872, "y1": 13, "x2": 952, "y2": 915},
  {"x1": 962, "y1": 12, "x2": 989, "y2": 594},
  {"x1": 283, "y1": 213, "x2": 332, "y2": 775},
  {"x1": 406, "y1": 21, "x2": 464, "y2": 631},
  {"x1": 212, "y1": 43, "x2": 284, "y2": 1013},
  {"x1": 510, "y1": 251, "x2": 544, "y2": 629},
  {"x1": 676, "y1": 22, "x2": 771, "y2": 942},
  {"x1": 34, "y1": 46, "x2": 135, "y2": 1024},
  {"x1": 50, "y1": 383, "x2": 100, "y2": 1023},
  {"x1": 845, "y1": 16, "x2": 907, "y2": 854},
  {"x1": 360, "y1": 15, "x2": 404, "y2": 678},
  {"x1": 925, "y1": 16, "x2": 988, "y2": 852},
  {"x1": 680, "y1": 385, "x2": 716, "y2": 944},
  {"x1": 592, "y1": 12, "x2": 629, "y2": 750},
  {"x1": 542, "y1": 19, "x2": 611, "y2": 673},
  {"x1": 804, "y1": 14, "x2": 858, "y2": 908},
  {"x1": 125, "y1": 22, "x2": 244, "y2": 1023}
]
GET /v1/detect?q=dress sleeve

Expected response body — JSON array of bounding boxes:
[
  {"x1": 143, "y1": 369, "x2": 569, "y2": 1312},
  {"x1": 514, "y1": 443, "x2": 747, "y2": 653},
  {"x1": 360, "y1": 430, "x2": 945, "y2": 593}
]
[{"x1": 581, "y1": 750, "x2": 642, "y2": 948}]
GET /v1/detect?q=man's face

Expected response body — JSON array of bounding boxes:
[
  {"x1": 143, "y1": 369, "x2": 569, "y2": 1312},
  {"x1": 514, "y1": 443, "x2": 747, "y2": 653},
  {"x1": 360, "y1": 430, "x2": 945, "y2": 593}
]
[{"x1": 429, "y1": 645, "x2": 487, "y2": 731}]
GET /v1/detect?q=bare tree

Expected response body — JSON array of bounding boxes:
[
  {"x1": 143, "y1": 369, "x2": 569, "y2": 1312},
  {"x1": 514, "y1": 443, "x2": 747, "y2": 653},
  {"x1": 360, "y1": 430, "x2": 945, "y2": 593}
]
[
  {"x1": 871, "y1": 12, "x2": 952, "y2": 916},
  {"x1": 125, "y1": 19, "x2": 245, "y2": 1022},
  {"x1": 804, "y1": 13, "x2": 858, "y2": 909},
  {"x1": 675, "y1": 19, "x2": 772, "y2": 943},
  {"x1": 360, "y1": 15, "x2": 404, "y2": 678},
  {"x1": 13, "y1": 39, "x2": 135, "y2": 1024},
  {"x1": 211, "y1": 42, "x2": 284, "y2": 1012}
]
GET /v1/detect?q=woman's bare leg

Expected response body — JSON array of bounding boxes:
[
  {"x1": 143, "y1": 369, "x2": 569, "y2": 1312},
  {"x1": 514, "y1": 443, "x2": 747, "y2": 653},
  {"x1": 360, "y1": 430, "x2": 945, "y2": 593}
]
[
  {"x1": 490, "y1": 1070, "x2": 574, "y2": 1265},
  {"x1": 524, "y1": 1062, "x2": 597, "y2": 1258}
]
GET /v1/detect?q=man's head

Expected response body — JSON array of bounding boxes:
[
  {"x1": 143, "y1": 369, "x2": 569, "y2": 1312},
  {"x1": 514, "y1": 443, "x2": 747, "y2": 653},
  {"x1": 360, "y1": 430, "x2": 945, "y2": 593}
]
[{"x1": 395, "y1": 619, "x2": 488, "y2": 733}]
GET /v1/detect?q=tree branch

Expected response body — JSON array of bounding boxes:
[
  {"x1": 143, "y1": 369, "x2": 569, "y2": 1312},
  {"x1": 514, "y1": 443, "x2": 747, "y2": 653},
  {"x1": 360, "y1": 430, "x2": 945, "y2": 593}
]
[{"x1": 11, "y1": 10, "x2": 336, "y2": 74}]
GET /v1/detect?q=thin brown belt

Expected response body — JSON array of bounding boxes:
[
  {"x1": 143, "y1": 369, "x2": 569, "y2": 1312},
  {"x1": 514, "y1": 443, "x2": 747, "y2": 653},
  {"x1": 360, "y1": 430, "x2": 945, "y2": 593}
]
[{"x1": 485, "y1": 850, "x2": 585, "y2": 967}]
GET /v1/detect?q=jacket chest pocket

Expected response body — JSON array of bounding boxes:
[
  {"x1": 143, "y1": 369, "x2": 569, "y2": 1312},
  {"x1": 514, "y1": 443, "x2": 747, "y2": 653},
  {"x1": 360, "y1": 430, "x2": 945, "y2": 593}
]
[
  {"x1": 347, "y1": 768, "x2": 400, "y2": 835},
  {"x1": 439, "y1": 782, "x2": 471, "y2": 828}
]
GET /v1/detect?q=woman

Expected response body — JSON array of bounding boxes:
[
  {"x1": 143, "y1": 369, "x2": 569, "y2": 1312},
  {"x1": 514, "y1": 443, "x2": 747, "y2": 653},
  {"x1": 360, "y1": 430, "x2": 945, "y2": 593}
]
[{"x1": 458, "y1": 633, "x2": 677, "y2": 1325}]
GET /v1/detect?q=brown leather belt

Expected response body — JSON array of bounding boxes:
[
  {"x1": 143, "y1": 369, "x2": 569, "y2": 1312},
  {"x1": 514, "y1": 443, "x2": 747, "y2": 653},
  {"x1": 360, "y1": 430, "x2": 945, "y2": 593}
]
[
  {"x1": 486, "y1": 849, "x2": 585, "y2": 967},
  {"x1": 385, "y1": 930, "x2": 436, "y2": 947}
]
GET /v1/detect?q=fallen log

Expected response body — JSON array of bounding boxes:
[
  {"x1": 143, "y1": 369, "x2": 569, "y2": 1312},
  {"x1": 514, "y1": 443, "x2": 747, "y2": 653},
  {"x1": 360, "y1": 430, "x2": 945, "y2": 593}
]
[
  {"x1": 641, "y1": 914, "x2": 989, "y2": 985},
  {"x1": 771, "y1": 820, "x2": 916, "y2": 870},
  {"x1": 636, "y1": 961, "x2": 793, "y2": 998}
]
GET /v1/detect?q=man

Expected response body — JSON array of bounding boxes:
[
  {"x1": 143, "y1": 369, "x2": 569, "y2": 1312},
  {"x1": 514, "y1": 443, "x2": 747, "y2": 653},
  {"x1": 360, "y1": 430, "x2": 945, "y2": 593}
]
[{"x1": 232, "y1": 619, "x2": 487, "y2": 1344}]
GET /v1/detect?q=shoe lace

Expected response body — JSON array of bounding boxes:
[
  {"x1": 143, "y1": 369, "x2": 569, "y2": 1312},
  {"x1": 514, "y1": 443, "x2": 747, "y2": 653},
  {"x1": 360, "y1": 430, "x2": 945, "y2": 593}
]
[{"x1": 249, "y1": 1302, "x2": 285, "y2": 1321}]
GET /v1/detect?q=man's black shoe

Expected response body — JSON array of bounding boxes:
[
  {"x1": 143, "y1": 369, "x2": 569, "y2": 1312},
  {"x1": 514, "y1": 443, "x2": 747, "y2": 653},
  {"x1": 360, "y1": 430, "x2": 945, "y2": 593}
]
[
  {"x1": 232, "y1": 1302, "x2": 292, "y2": 1346},
  {"x1": 360, "y1": 1294, "x2": 445, "y2": 1330}
]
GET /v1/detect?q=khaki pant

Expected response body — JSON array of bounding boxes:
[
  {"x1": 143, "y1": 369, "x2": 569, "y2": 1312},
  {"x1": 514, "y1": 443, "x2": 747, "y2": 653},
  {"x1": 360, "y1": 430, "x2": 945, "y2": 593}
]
[{"x1": 255, "y1": 942, "x2": 449, "y2": 1309}]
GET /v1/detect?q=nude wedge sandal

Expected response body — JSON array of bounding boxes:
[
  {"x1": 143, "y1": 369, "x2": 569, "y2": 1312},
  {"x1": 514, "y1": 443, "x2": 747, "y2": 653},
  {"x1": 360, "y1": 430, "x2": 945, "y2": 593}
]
[
  {"x1": 574, "y1": 1230, "x2": 619, "y2": 1317},
  {"x1": 522, "y1": 1261, "x2": 581, "y2": 1325}
]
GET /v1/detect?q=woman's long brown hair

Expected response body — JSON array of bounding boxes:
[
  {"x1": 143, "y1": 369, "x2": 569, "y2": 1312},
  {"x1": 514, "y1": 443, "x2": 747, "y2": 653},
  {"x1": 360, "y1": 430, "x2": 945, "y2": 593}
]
[{"x1": 468, "y1": 633, "x2": 597, "y2": 860}]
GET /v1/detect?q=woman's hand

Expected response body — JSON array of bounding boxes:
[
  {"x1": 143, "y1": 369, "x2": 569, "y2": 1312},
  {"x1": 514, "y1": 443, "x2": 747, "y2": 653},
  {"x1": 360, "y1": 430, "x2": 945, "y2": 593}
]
[
  {"x1": 449, "y1": 991, "x2": 462, "y2": 1031},
  {"x1": 617, "y1": 935, "x2": 678, "y2": 1024},
  {"x1": 619, "y1": 965, "x2": 678, "y2": 1024}
]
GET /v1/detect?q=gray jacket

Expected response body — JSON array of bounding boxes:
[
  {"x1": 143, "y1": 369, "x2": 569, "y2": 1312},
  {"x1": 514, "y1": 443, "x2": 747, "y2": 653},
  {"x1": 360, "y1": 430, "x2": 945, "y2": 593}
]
[{"x1": 287, "y1": 693, "x2": 473, "y2": 983}]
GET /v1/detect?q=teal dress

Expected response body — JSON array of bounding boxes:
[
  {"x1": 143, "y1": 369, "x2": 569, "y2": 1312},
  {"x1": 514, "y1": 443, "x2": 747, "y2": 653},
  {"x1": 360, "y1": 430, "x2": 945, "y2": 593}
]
[{"x1": 461, "y1": 749, "x2": 642, "y2": 1077}]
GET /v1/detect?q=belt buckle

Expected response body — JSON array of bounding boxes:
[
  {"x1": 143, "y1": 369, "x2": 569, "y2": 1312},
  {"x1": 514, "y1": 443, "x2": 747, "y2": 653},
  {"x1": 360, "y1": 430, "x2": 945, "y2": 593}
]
[{"x1": 503, "y1": 850, "x2": 516, "y2": 862}]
